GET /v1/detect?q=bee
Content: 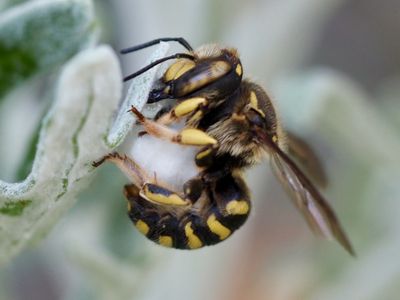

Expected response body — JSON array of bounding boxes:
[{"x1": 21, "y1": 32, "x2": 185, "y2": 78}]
[{"x1": 93, "y1": 37, "x2": 354, "y2": 254}]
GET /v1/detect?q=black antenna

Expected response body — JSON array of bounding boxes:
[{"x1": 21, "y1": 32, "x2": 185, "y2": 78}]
[
  {"x1": 121, "y1": 37, "x2": 193, "y2": 54},
  {"x1": 123, "y1": 53, "x2": 195, "y2": 81}
]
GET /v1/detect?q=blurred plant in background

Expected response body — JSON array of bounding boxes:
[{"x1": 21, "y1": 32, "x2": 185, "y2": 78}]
[{"x1": 1, "y1": 0, "x2": 399, "y2": 300}]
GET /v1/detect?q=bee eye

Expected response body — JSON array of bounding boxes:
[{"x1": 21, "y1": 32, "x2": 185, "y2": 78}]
[{"x1": 247, "y1": 109, "x2": 265, "y2": 128}]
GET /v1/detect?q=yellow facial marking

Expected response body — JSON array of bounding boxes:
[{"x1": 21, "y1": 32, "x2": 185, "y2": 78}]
[
  {"x1": 159, "y1": 235, "x2": 173, "y2": 247},
  {"x1": 213, "y1": 60, "x2": 231, "y2": 73},
  {"x1": 181, "y1": 61, "x2": 231, "y2": 95},
  {"x1": 196, "y1": 147, "x2": 213, "y2": 160},
  {"x1": 135, "y1": 220, "x2": 150, "y2": 235},
  {"x1": 143, "y1": 185, "x2": 187, "y2": 206},
  {"x1": 207, "y1": 214, "x2": 231, "y2": 240},
  {"x1": 184, "y1": 222, "x2": 203, "y2": 249},
  {"x1": 235, "y1": 64, "x2": 242, "y2": 76},
  {"x1": 226, "y1": 200, "x2": 250, "y2": 215},
  {"x1": 179, "y1": 128, "x2": 217, "y2": 146},
  {"x1": 249, "y1": 91, "x2": 265, "y2": 117},
  {"x1": 175, "y1": 61, "x2": 196, "y2": 79},
  {"x1": 174, "y1": 97, "x2": 206, "y2": 117},
  {"x1": 164, "y1": 60, "x2": 195, "y2": 81}
]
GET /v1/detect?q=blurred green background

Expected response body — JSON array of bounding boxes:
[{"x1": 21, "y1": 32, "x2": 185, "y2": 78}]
[{"x1": 1, "y1": 0, "x2": 400, "y2": 299}]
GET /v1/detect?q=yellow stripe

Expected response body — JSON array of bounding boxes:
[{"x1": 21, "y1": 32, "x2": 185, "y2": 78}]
[
  {"x1": 249, "y1": 91, "x2": 265, "y2": 117},
  {"x1": 226, "y1": 200, "x2": 250, "y2": 215},
  {"x1": 184, "y1": 222, "x2": 203, "y2": 249},
  {"x1": 159, "y1": 235, "x2": 173, "y2": 247},
  {"x1": 235, "y1": 64, "x2": 242, "y2": 76},
  {"x1": 164, "y1": 60, "x2": 195, "y2": 81},
  {"x1": 181, "y1": 61, "x2": 231, "y2": 95},
  {"x1": 188, "y1": 110, "x2": 203, "y2": 123},
  {"x1": 174, "y1": 97, "x2": 206, "y2": 117},
  {"x1": 207, "y1": 214, "x2": 231, "y2": 240},
  {"x1": 127, "y1": 201, "x2": 132, "y2": 212},
  {"x1": 135, "y1": 220, "x2": 150, "y2": 235},
  {"x1": 143, "y1": 185, "x2": 187, "y2": 206},
  {"x1": 174, "y1": 61, "x2": 196, "y2": 79},
  {"x1": 180, "y1": 128, "x2": 217, "y2": 146},
  {"x1": 196, "y1": 147, "x2": 213, "y2": 160}
]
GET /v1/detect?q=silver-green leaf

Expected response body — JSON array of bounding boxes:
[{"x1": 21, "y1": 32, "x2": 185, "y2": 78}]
[{"x1": 0, "y1": 0, "x2": 97, "y2": 99}]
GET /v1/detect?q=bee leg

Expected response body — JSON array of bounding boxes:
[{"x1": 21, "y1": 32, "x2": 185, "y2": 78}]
[
  {"x1": 140, "y1": 183, "x2": 190, "y2": 206},
  {"x1": 152, "y1": 97, "x2": 208, "y2": 126},
  {"x1": 129, "y1": 106, "x2": 218, "y2": 147},
  {"x1": 212, "y1": 174, "x2": 251, "y2": 220},
  {"x1": 93, "y1": 152, "x2": 193, "y2": 206},
  {"x1": 183, "y1": 178, "x2": 204, "y2": 203},
  {"x1": 194, "y1": 145, "x2": 218, "y2": 167},
  {"x1": 92, "y1": 152, "x2": 149, "y2": 187}
]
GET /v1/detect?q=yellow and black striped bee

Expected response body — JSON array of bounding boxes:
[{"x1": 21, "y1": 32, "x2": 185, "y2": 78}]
[{"x1": 93, "y1": 37, "x2": 354, "y2": 254}]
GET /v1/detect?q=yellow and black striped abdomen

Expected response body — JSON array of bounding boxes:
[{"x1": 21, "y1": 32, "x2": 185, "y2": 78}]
[{"x1": 124, "y1": 182, "x2": 251, "y2": 249}]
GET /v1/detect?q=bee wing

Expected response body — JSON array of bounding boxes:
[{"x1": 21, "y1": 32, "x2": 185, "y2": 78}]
[{"x1": 269, "y1": 143, "x2": 354, "y2": 255}]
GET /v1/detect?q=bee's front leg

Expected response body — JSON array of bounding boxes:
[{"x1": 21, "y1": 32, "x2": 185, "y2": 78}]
[{"x1": 151, "y1": 96, "x2": 208, "y2": 126}]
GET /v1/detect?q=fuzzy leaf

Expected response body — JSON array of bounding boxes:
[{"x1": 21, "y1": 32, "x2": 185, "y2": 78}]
[
  {"x1": 0, "y1": 46, "x2": 122, "y2": 264},
  {"x1": 0, "y1": 0, "x2": 97, "y2": 99},
  {"x1": 0, "y1": 42, "x2": 170, "y2": 264}
]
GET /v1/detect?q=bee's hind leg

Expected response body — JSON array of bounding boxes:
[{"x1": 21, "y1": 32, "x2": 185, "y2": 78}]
[
  {"x1": 93, "y1": 152, "x2": 196, "y2": 207},
  {"x1": 92, "y1": 152, "x2": 149, "y2": 187}
]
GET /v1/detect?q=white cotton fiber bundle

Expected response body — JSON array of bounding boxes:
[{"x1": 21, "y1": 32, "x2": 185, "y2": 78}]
[{"x1": 130, "y1": 134, "x2": 199, "y2": 191}]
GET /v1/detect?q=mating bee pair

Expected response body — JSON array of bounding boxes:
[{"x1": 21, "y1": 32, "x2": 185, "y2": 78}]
[{"x1": 93, "y1": 37, "x2": 354, "y2": 254}]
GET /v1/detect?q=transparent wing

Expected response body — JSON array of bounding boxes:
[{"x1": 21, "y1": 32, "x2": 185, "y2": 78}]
[{"x1": 269, "y1": 143, "x2": 354, "y2": 255}]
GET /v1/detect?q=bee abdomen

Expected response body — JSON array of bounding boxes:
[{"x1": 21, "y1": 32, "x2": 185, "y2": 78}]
[
  {"x1": 126, "y1": 191, "x2": 250, "y2": 249},
  {"x1": 183, "y1": 208, "x2": 251, "y2": 249}
]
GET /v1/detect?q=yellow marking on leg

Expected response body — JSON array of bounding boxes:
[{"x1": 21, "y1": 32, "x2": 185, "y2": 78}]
[
  {"x1": 174, "y1": 97, "x2": 207, "y2": 117},
  {"x1": 143, "y1": 185, "x2": 188, "y2": 206},
  {"x1": 207, "y1": 214, "x2": 231, "y2": 240},
  {"x1": 135, "y1": 220, "x2": 150, "y2": 235},
  {"x1": 188, "y1": 110, "x2": 203, "y2": 124},
  {"x1": 164, "y1": 60, "x2": 195, "y2": 81},
  {"x1": 181, "y1": 61, "x2": 231, "y2": 95},
  {"x1": 196, "y1": 147, "x2": 213, "y2": 160},
  {"x1": 235, "y1": 64, "x2": 242, "y2": 76},
  {"x1": 178, "y1": 128, "x2": 217, "y2": 146},
  {"x1": 249, "y1": 91, "x2": 265, "y2": 117},
  {"x1": 226, "y1": 200, "x2": 250, "y2": 215},
  {"x1": 272, "y1": 135, "x2": 278, "y2": 143},
  {"x1": 127, "y1": 201, "x2": 132, "y2": 212},
  {"x1": 159, "y1": 235, "x2": 173, "y2": 247},
  {"x1": 184, "y1": 222, "x2": 203, "y2": 249}
]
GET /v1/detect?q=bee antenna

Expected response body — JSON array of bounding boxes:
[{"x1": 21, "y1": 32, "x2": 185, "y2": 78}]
[
  {"x1": 123, "y1": 53, "x2": 195, "y2": 82},
  {"x1": 120, "y1": 37, "x2": 193, "y2": 54}
]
